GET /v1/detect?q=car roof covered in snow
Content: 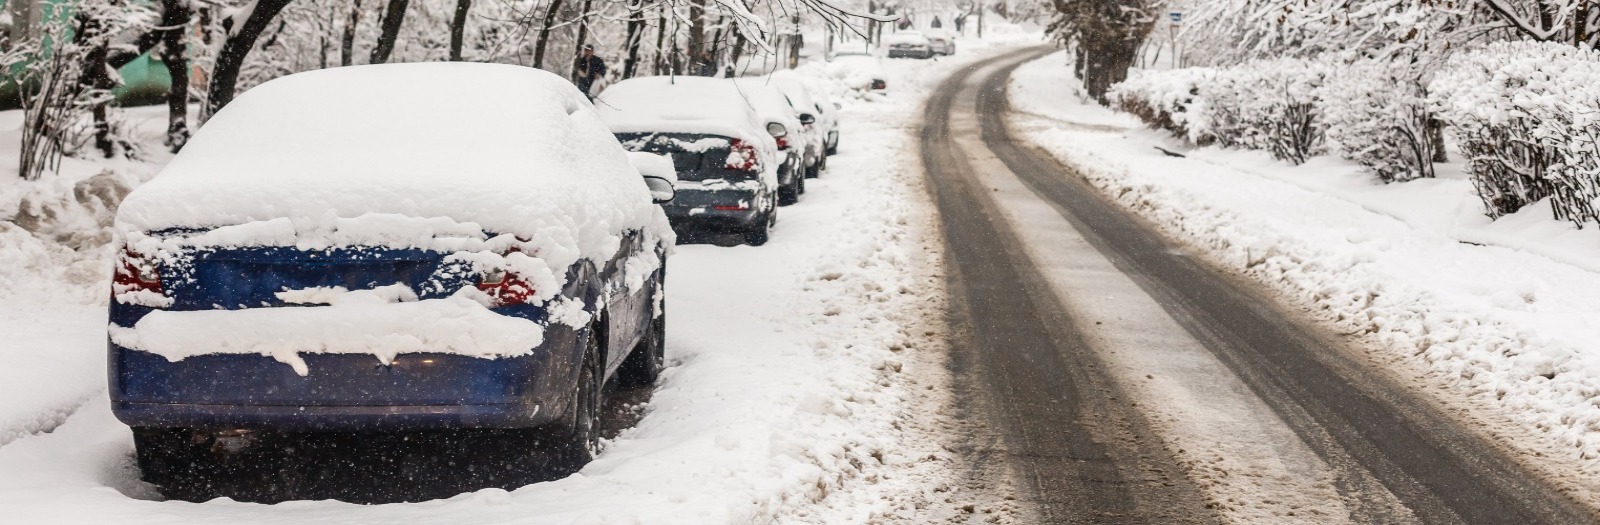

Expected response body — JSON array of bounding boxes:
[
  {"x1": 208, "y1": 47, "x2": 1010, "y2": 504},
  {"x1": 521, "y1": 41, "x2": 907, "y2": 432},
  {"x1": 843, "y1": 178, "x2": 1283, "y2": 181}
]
[
  {"x1": 594, "y1": 76, "x2": 770, "y2": 142},
  {"x1": 888, "y1": 31, "x2": 930, "y2": 45},
  {"x1": 765, "y1": 71, "x2": 821, "y2": 114},
  {"x1": 727, "y1": 80, "x2": 802, "y2": 129},
  {"x1": 116, "y1": 62, "x2": 670, "y2": 261}
]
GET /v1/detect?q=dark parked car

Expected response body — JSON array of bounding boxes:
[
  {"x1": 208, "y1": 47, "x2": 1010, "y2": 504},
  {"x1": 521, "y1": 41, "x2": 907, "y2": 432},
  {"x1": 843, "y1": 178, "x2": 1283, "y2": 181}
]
[
  {"x1": 107, "y1": 63, "x2": 676, "y2": 492},
  {"x1": 597, "y1": 76, "x2": 784, "y2": 246},
  {"x1": 736, "y1": 81, "x2": 808, "y2": 204}
]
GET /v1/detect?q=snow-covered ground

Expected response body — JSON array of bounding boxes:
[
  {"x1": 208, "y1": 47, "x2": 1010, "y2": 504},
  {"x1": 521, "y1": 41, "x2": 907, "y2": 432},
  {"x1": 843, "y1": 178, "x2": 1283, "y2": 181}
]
[
  {"x1": 0, "y1": 37, "x2": 1040, "y2": 523},
  {"x1": 1008, "y1": 50, "x2": 1600, "y2": 504}
]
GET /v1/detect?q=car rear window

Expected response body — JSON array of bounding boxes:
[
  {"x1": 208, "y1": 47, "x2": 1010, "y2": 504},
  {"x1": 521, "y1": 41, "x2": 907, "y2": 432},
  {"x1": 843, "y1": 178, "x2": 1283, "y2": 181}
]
[{"x1": 615, "y1": 132, "x2": 755, "y2": 182}]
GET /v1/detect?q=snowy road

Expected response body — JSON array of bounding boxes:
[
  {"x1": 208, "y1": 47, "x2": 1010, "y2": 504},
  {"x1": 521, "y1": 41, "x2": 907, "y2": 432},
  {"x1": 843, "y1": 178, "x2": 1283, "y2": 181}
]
[{"x1": 925, "y1": 48, "x2": 1600, "y2": 523}]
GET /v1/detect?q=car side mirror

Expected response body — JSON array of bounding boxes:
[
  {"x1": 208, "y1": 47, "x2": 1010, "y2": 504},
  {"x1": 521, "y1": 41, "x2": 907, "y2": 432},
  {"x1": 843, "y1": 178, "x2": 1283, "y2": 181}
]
[
  {"x1": 766, "y1": 122, "x2": 788, "y2": 138},
  {"x1": 798, "y1": 113, "x2": 816, "y2": 125},
  {"x1": 643, "y1": 175, "x2": 675, "y2": 204}
]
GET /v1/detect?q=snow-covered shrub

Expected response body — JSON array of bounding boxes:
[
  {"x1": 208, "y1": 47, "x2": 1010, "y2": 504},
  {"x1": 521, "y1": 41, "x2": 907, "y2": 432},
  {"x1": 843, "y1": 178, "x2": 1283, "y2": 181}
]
[
  {"x1": 1111, "y1": 59, "x2": 1329, "y2": 164},
  {"x1": 1199, "y1": 58, "x2": 1330, "y2": 165},
  {"x1": 1107, "y1": 67, "x2": 1216, "y2": 141},
  {"x1": 1431, "y1": 41, "x2": 1600, "y2": 227},
  {"x1": 1320, "y1": 59, "x2": 1437, "y2": 183}
]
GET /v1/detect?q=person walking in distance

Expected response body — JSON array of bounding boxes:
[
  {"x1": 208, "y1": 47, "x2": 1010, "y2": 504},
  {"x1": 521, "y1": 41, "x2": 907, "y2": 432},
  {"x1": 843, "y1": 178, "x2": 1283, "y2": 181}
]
[{"x1": 574, "y1": 44, "x2": 607, "y2": 99}]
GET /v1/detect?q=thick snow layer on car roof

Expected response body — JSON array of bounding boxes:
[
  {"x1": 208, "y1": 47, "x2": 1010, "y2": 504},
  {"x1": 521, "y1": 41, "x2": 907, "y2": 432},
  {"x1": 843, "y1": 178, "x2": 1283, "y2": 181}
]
[
  {"x1": 595, "y1": 76, "x2": 767, "y2": 141},
  {"x1": 729, "y1": 81, "x2": 800, "y2": 127},
  {"x1": 888, "y1": 32, "x2": 930, "y2": 45},
  {"x1": 116, "y1": 63, "x2": 668, "y2": 254}
]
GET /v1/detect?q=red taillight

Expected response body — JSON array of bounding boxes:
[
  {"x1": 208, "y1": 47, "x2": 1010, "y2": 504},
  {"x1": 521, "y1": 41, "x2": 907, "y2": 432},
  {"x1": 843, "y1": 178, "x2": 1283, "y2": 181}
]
[
  {"x1": 477, "y1": 268, "x2": 536, "y2": 308},
  {"x1": 113, "y1": 249, "x2": 163, "y2": 294},
  {"x1": 775, "y1": 136, "x2": 789, "y2": 150},
  {"x1": 872, "y1": 79, "x2": 887, "y2": 90},
  {"x1": 725, "y1": 139, "x2": 761, "y2": 171}
]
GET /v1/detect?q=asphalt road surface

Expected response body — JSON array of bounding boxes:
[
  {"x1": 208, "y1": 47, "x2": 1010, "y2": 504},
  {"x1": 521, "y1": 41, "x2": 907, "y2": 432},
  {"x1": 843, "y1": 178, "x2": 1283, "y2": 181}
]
[{"x1": 924, "y1": 47, "x2": 1599, "y2": 524}]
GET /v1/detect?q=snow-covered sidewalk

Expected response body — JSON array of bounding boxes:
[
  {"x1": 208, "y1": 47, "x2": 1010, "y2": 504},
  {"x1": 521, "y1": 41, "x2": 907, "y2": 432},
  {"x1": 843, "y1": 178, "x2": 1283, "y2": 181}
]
[
  {"x1": 1008, "y1": 51, "x2": 1600, "y2": 503},
  {"x1": 0, "y1": 39, "x2": 1041, "y2": 523}
]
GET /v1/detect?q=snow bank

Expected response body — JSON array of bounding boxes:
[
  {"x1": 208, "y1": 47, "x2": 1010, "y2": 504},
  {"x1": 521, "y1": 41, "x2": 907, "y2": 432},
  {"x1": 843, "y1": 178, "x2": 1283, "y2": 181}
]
[
  {"x1": 1013, "y1": 51, "x2": 1600, "y2": 501},
  {"x1": 0, "y1": 106, "x2": 173, "y2": 447}
]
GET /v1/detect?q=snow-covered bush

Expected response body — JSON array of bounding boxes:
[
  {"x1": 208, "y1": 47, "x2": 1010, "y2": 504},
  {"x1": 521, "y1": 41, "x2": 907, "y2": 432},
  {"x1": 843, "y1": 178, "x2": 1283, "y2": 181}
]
[
  {"x1": 1111, "y1": 58, "x2": 1329, "y2": 164},
  {"x1": 1431, "y1": 41, "x2": 1600, "y2": 227},
  {"x1": 1200, "y1": 58, "x2": 1329, "y2": 165},
  {"x1": 1107, "y1": 67, "x2": 1216, "y2": 141},
  {"x1": 1320, "y1": 60, "x2": 1438, "y2": 183}
]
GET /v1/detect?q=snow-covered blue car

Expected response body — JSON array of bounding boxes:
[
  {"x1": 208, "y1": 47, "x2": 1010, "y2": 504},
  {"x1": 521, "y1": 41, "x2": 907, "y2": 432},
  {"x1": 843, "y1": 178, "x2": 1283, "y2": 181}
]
[{"x1": 107, "y1": 63, "x2": 675, "y2": 487}]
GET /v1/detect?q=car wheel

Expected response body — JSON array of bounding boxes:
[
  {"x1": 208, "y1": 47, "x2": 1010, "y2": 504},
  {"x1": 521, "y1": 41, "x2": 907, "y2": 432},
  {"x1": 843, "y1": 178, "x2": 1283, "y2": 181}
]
[
  {"x1": 778, "y1": 183, "x2": 799, "y2": 206},
  {"x1": 134, "y1": 427, "x2": 207, "y2": 498},
  {"x1": 827, "y1": 133, "x2": 839, "y2": 155},
  {"x1": 745, "y1": 206, "x2": 774, "y2": 246},
  {"x1": 617, "y1": 286, "x2": 665, "y2": 388},
  {"x1": 549, "y1": 323, "x2": 603, "y2": 471},
  {"x1": 797, "y1": 171, "x2": 807, "y2": 195}
]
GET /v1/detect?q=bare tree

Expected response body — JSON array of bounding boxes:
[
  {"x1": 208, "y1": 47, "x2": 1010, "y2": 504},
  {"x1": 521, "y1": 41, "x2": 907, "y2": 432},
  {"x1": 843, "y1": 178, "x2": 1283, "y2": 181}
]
[
  {"x1": 1049, "y1": 0, "x2": 1154, "y2": 101},
  {"x1": 206, "y1": 0, "x2": 295, "y2": 118},
  {"x1": 370, "y1": 0, "x2": 411, "y2": 63},
  {"x1": 449, "y1": 0, "x2": 472, "y2": 60}
]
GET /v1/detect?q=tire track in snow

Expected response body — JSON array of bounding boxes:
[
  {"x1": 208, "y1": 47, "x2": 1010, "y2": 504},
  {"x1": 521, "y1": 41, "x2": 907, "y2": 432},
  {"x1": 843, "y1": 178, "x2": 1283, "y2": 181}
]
[{"x1": 922, "y1": 47, "x2": 1221, "y2": 524}]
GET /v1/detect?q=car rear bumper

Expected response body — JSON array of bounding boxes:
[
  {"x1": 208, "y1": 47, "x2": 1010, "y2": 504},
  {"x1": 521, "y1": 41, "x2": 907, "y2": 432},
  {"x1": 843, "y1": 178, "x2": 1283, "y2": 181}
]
[
  {"x1": 112, "y1": 400, "x2": 554, "y2": 431},
  {"x1": 109, "y1": 319, "x2": 583, "y2": 431},
  {"x1": 888, "y1": 49, "x2": 930, "y2": 58},
  {"x1": 663, "y1": 186, "x2": 766, "y2": 231}
]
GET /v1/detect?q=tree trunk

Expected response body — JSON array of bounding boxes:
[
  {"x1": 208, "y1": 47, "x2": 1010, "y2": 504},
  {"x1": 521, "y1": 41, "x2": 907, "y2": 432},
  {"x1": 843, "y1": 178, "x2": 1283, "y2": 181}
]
[
  {"x1": 206, "y1": 0, "x2": 294, "y2": 118},
  {"x1": 622, "y1": 0, "x2": 644, "y2": 78},
  {"x1": 159, "y1": 0, "x2": 192, "y2": 152},
  {"x1": 341, "y1": 0, "x2": 362, "y2": 66},
  {"x1": 532, "y1": 0, "x2": 566, "y2": 69},
  {"x1": 653, "y1": 5, "x2": 667, "y2": 74},
  {"x1": 369, "y1": 0, "x2": 410, "y2": 64},
  {"x1": 730, "y1": 26, "x2": 746, "y2": 70},
  {"x1": 570, "y1": 0, "x2": 594, "y2": 79},
  {"x1": 449, "y1": 0, "x2": 472, "y2": 61},
  {"x1": 78, "y1": 16, "x2": 116, "y2": 159},
  {"x1": 686, "y1": 0, "x2": 706, "y2": 62}
]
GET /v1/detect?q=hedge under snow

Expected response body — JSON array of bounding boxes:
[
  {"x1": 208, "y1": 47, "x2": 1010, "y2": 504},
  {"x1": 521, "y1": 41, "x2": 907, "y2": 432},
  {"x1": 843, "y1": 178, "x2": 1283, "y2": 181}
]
[{"x1": 1110, "y1": 42, "x2": 1600, "y2": 228}]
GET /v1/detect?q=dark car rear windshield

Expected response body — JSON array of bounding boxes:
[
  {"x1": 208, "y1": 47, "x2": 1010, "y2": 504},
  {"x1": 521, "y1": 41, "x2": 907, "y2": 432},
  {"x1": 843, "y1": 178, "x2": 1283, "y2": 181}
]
[{"x1": 615, "y1": 132, "x2": 754, "y2": 182}]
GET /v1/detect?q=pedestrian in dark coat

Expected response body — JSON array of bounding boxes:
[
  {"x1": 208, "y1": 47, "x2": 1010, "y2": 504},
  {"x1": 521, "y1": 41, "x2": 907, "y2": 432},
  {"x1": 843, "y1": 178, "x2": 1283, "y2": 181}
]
[{"x1": 574, "y1": 44, "x2": 607, "y2": 99}]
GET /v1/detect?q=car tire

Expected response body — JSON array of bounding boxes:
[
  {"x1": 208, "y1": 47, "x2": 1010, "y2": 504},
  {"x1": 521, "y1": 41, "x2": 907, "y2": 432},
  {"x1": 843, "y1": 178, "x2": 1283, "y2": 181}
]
[
  {"x1": 616, "y1": 287, "x2": 665, "y2": 388},
  {"x1": 745, "y1": 205, "x2": 774, "y2": 246},
  {"x1": 133, "y1": 427, "x2": 206, "y2": 497},
  {"x1": 548, "y1": 322, "x2": 603, "y2": 471},
  {"x1": 778, "y1": 181, "x2": 799, "y2": 206}
]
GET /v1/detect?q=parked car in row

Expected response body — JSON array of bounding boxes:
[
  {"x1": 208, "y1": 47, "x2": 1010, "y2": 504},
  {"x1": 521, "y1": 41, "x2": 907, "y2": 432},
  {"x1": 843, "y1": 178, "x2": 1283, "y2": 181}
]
[
  {"x1": 887, "y1": 31, "x2": 935, "y2": 59},
  {"x1": 109, "y1": 63, "x2": 677, "y2": 494},
  {"x1": 764, "y1": 72, "x2": 831, "y2": 178},
  {"x1": 828, "y1": 50, "x2": 888, "y2": 92},
  {"x1": 736, "y1": 82, "x2": 807, "y2": 204},
  {"x1": 926, "y1": 28, "x2": 957, "y2": 56},
  {"x1": 597, "y1": 76, "x2": 783, "y2": 246}
]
